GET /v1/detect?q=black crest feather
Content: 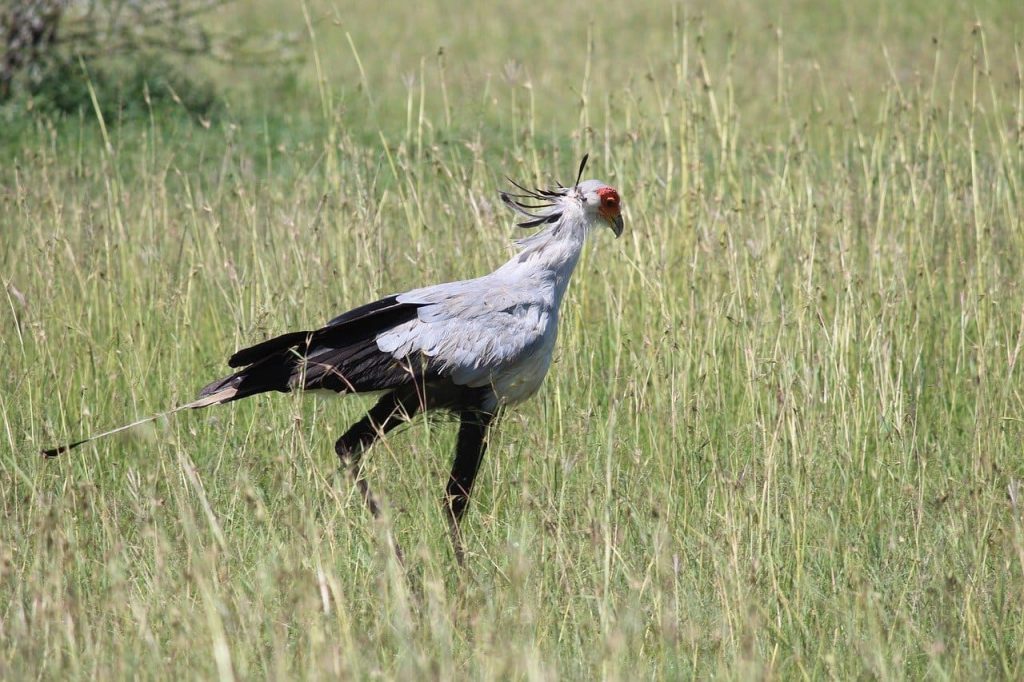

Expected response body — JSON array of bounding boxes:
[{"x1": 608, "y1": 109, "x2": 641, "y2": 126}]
[
  {"x1": 574, "y1": 153, "x2": 589, "y2": 188},
  {"x1": 500, "y1": 153, "x2": 590, "y2": 229}
]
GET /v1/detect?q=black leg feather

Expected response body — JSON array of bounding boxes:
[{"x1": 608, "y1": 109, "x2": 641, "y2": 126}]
[
  {"x1": 445, "y1": 408, "x2": 496, "y2": 563},
  {"x1": 335, "y1": 389, "x2": 422, "y2": 518}
]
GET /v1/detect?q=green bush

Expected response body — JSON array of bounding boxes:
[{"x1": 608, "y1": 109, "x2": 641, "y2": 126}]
[{"x1": 22, "y1": 55, "x2": 220, "y2": 121}]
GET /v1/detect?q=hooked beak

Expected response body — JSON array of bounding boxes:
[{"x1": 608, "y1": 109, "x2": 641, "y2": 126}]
[{"x1": 608, "y1": 214, "x2": 624, "y2": 238}]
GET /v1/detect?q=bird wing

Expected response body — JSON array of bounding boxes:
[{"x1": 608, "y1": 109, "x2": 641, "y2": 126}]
[
  {"x1": 226, "y1": 295, "x2": 418, "y2": 368},
  {"x1": 375, "y1": 277, "x2": 551, "y2": 389},
  {"x1": 198, "y1": 277, "x2": 552, "y2": 404},
  {"x1": 197, "y1": 294, "x2": 429, "y2": 402}
]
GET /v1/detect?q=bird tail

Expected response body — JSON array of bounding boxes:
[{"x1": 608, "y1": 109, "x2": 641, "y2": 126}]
[
  {"x1": 39, "y1": 388, "x2": 238, "y2": 458},
  {"x1": 42, "y1": 295, "x2": 424, "y2": 457},
  {"x1": 193, "y1": 353, "x2": 296, "y2": 406}
]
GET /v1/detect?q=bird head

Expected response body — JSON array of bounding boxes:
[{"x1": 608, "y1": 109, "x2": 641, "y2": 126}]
[
  {"x1": 500, "y1": 154, "x2": 624, "y2": 238},
  {"x1": 575, "y1": 179, "x2": 624, "y2": 238}
]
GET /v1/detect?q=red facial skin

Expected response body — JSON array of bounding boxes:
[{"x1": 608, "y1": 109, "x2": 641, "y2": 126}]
[{"x1": 596, "y1": 186, "x2": 621, "y2": 223}]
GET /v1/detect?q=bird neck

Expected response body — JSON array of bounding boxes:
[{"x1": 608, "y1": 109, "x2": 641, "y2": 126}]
[{"x1": 504, "y1": 210, "x2": 591, "y2": 300}]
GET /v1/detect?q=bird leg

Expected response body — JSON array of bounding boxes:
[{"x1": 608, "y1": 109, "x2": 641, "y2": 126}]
[
  {"x1": 445, "y1": 409, "x2": 496, "y2": 564},
  {"x1": 334, "y1": 390, "x2": 420, "y2": 519}
]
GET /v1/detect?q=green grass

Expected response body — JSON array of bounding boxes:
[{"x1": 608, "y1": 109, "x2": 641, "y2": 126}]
[{"x1": 2, "y1": 1, "x2": 1024, "y2": 678}]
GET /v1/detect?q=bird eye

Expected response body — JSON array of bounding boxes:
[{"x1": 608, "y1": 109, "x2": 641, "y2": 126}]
[{"x1": 599, "y1": 190, "x2": 620, "y2": 208}]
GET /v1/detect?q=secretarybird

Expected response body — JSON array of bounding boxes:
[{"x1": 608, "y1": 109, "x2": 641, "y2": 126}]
[{"x1": 43, "y1": 154, "x2": 624, "y2": 559}]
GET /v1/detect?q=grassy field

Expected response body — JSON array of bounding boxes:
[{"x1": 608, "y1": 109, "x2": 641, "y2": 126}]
[{"x1": 3, "y1": 0, "x2": 1024, "y2": 678}]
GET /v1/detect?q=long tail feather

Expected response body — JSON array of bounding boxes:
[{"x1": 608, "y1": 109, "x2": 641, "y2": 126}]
[{"x1": 40, "y1": 389, "x2": 237, "y2": 458}]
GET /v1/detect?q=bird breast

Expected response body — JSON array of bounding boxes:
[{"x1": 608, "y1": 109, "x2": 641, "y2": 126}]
[
  {"x1": 489, "y1": 321, "x2": 558, "y2": 404},
  {"x1": 375, "y1": 285, "x2": 561, "y2": 406}
]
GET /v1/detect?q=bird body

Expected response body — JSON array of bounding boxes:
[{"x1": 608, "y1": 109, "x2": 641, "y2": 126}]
[
  {"x1": 376, "y1": 217, "x2": 586, "y2": 408},
  {"x1": 44, "y1": 156, "x2": 624, "y2": 563},
  {"x1": 195, "y1": 177, "x2": 619, "y2": 416}
]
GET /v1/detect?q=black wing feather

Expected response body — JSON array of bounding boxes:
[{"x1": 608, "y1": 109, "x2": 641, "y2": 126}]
[
  {"x1": 228, "y1": 295, "x2": 412, "y2": 368},
  {"x1": 198, "y1": 295, "x2": 428, "y2": 403}
]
